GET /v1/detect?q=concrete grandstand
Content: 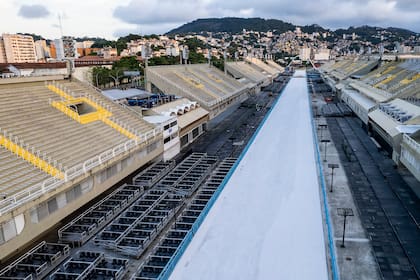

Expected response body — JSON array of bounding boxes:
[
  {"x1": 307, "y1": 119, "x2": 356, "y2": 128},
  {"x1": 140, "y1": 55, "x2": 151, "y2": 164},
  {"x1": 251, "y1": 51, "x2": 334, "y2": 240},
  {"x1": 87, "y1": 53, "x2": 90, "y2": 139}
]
[
  {"x1": 146, "y1": 64, "x2": 250, "y2": 118},
  {"x1": 0, "y1": 65, "x2": 293, "y2": 279},
  {"x1": 245, "y1": 57, "x2": 282, "y2": 77},
  {"x1": 0, "y1": 77, "x2": 162, "y2": 260},
  {"x1": 225, "y1": 61, "x2": 270, "y2": 87},
  {"x1": 318, "y1": 57, "x2": 420, "y2": 193}
]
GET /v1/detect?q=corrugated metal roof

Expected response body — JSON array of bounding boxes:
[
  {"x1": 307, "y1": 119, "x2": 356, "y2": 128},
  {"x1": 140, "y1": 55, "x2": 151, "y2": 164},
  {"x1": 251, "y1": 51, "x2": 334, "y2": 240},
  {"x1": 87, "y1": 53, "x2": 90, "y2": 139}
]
[
  {"x1": 101, "y1": 88, "x2": 151, "y2": 101},
  {"x1": 368, "y1": 110, "x2": 400, "y2": 137},
  {"x1": 389, "y1": 99, "x2": 420, "y2": 117},
  {"x1": 151, "y1": 98, "x2": 192, "y2": 114},
  {"x1": 343, "y1": 89, "x2": 376, "y2": 111}
]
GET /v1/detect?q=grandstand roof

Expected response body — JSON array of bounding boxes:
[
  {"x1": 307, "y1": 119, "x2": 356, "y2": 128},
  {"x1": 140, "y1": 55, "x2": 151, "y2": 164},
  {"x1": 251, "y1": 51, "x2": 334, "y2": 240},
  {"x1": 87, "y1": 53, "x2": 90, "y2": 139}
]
[{"x1": 169, "y1": 70, "x2": 328, "y2": 280}]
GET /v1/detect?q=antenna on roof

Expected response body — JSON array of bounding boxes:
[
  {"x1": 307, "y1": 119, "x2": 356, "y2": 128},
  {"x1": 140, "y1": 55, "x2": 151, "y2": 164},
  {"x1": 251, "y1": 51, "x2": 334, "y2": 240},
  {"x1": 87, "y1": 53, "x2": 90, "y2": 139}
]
[{"x1": 58, "y1": 13, "x2": 64, "y2": 38}]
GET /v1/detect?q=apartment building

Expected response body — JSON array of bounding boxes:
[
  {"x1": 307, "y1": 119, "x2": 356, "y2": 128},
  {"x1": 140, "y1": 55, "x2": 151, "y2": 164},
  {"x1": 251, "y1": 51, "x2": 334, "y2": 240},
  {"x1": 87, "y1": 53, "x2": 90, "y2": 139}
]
[{"x1": 1, "y1": 33, "x2": 37, "y2": 63}]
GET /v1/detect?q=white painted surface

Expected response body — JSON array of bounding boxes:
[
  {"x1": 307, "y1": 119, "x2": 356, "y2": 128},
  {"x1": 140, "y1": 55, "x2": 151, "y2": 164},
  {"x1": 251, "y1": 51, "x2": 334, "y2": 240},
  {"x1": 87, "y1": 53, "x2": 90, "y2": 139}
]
[
  {"x1": 169, "y1": 70, "x2": 328, "y2": 280},
  {"x1": 14, "y1": 214, "x2": 25, "y2": 235}
]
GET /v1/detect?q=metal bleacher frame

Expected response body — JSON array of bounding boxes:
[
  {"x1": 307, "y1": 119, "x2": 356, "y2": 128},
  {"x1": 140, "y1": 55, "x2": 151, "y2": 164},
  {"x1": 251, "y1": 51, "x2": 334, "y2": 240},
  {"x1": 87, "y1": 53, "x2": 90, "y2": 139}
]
[
  {"x1": 133, "y1": 158, "x2": 237, "y2": 280},
  {"x1": 5, "y1": 154, "x2": 239, "y2": 280}
]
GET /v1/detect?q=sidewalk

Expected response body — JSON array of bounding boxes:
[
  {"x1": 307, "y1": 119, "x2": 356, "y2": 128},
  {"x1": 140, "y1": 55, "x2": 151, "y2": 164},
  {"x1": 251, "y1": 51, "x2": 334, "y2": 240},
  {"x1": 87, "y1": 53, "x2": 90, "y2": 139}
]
[{"x1": 313, "y1": 96, "x2": 381, "y2": 280}]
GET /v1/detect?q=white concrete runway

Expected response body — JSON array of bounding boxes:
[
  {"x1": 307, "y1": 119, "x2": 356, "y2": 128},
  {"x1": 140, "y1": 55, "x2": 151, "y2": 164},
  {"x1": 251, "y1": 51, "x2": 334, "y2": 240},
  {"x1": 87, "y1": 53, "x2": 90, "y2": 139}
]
[{"x1": 169, "y1": 70, "x2": 328, "y2": 280}]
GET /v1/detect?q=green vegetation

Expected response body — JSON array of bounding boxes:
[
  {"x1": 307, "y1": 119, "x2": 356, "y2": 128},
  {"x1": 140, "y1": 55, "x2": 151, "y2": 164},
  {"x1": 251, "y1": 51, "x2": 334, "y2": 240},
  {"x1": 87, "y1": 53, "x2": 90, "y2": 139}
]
[
  {"x1": 17, "y1": 33, "x2": 45, "y2": 41},
  {"x1": 168, "y1": 17, "x2": 295, "y2": 34},
  {"x1": 92, "y1": 56, "x2": 141, "y2": 87},
  {"x1": 112, "y1": 56, "x2": 140, "y2": 71},
  {"x1": 183, "y1": 37, "x2": 207, "y2": 51},
  {"x1": 188, "y1": 52, "x2": 207, "y2": 64},
  {"x1": 148, "y1": 56, "x2": 180, "y2": 66}
]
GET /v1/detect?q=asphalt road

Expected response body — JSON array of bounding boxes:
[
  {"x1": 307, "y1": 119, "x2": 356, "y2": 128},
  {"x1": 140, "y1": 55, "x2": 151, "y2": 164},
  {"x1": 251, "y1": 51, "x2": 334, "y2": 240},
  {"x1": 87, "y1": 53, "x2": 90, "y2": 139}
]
[{"x1": 327, "y1": 116, "x2": 420, "y2": 280}]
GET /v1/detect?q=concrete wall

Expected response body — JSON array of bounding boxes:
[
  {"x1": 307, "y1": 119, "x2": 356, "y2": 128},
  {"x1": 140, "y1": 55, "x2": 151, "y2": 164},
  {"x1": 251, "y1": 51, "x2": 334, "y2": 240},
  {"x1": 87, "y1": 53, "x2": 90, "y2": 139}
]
[
  {"x1": 0, "y1": 75, "x2": 66, "y2": 85},
  {"x1": 73, "y1": 65, "x2": 112, "y2": 85},
  {"x1": 0, "y1": 139, "x2": 163, "y2": 262}
]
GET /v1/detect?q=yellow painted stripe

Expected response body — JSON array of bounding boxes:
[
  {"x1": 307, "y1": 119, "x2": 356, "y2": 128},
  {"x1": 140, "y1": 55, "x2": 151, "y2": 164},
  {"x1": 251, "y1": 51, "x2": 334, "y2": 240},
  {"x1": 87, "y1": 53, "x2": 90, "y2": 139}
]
[
  {"x1": 174, "y1": 72, "x2": 220, "y2": 99},
  {"x1": 48, "y1": 84, "x2": 138, "y2": 140},
  {"x1": 0, "y1": 135, "x2": 63, "y2": 179},
  {"x1": 102, "y1": 118, "x2": 138, "y2": 140},
  {"x1": 401, "y1": 73, "x2": 420, "y2": 85},
  {"x1": 382, "y1": 66, "x2": 396, "y2": 75},
  {"x1": 47, "y1": 84, "x2": 75, "y2": 100},
  {"x1": 375, "y1": 74, "x2": 397, "y2": 87}
]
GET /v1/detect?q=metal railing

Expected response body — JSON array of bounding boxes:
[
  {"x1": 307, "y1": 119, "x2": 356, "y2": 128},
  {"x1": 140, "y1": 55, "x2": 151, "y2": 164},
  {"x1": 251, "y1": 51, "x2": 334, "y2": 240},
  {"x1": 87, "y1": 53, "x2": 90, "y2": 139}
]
[
  {"x1": 0, "y1": 126, "x2": 161, "y2": 216},
  {"x1": 403, "y1": 134, "x2": 420, "y2": 153},
  {"x1": 147, "y1": 69, "x2": 248, "y2": 109},
  {"x1": 0, "y1": 127, "x2": 64, "y2": 174},
  {"x1": 0, "y1": 81, "x2": 165, "y2": 216}
]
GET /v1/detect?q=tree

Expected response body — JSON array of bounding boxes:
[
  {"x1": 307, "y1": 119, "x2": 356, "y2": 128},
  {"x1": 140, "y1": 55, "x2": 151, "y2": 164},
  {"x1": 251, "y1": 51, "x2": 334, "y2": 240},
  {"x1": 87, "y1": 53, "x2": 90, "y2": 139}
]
[
  {"x1": 188, "y1": 51, "x2": 207, "y2": 64},
  {"x1": 92, "y1": 67, "x2": 111, "y2": 87},
  {"x1": 211, "y1": 57, "x2": 224, "y2": 71},
  {"x1": 183, "y1": 38, "x2": 207, "y2": 51},
  {"x1": 112, "y1": 56, "x2": 140, "y2": 71}
]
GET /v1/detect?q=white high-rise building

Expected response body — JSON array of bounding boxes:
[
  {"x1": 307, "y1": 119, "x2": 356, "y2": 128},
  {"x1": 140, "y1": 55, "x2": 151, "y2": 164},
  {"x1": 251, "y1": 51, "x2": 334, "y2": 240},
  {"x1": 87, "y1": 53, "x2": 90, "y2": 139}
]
[
  {"x1": 314, "y1": 49, "x2": 330, "y2": 61},
  {"x1": 299, "y1": 47, "x2": 312, "y2": 61},
  {"x1": 1, "y1": 33, "x2": 37, "y2": 63},
  {"x1": 34, "y1": 40, "x2": 49, "y2": 61},
  {"x1": 54, "y1": 39, "x2": 65, "y2": 60}
]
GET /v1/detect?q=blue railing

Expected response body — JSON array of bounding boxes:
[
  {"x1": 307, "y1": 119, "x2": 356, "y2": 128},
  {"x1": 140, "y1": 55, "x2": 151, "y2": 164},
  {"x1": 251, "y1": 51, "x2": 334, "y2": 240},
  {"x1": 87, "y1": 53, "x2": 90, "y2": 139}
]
[
  {"x1": 158, "y1": 77, "x2": 288, "y2": 280},
  {"x1": 307, "y1": 82, "x2": 340, "y2": 280}
]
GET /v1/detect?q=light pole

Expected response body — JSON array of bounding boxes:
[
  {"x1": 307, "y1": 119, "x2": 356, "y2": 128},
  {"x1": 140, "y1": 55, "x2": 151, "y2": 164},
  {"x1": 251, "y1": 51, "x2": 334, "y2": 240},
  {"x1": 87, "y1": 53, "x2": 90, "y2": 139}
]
[
  {"x1": 318, "y1": 124, "x2": 327, "y2": 140},
  {"x1": 321, "y1": 139, "x2": 330, "y2": 162},
  {"x1": 337, "y1": 208, "x2": 354, "y2": 248},
  {"x1": 328, "y1": 163, "x2": 339, "y2": 192}
]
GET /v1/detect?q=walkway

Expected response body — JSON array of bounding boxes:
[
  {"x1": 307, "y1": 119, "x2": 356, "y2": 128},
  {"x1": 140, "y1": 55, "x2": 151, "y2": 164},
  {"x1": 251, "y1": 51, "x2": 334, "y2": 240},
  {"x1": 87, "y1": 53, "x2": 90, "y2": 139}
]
[{"x1": 169, "y1": 70, "x2": 329, "y2": 280}]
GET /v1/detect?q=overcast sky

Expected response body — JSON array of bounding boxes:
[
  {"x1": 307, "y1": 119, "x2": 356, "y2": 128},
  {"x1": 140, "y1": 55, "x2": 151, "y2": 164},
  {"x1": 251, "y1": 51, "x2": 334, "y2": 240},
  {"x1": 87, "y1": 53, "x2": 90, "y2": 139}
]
[{"x1": 1, "y1": 0, "x2": 419, "y2": 40}]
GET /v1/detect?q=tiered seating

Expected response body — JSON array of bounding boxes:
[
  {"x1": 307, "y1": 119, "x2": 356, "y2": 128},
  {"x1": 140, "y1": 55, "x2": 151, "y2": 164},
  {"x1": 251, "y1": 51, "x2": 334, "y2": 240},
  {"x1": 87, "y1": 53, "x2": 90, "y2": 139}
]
[
  {"x1": 58, "y1": 81, "x2": 155, "y2": 134},
  {"x1": 330, "y1": 59, "x2": 376, "y2": 80},
  {"x1": 0, "y1": 146, "x2": 50, "y2": 197},
  {"x1": 0, "y1": 80, "x2": 157, "y2": 198},
  {"x1": 164, "y1": 70, "x2": 215, "y2": 103},
  {"x1": 225, "y1": 61, "x2": 268, "y2": 84},
  {"x1": 147, "y1": 64, "x2": 248, "y2": 110},
  {"x1": 184, "y1": 69, "x2": 233, "y2": 96},
  {"x1": 0, "y1": 241, "x2": 70, "y2": 280},
  {"x1": 0, "y1": 83, "x2": 128, "y2": 170},
  {"x1": 361, "y1": 60, "x2": 420, "y2": 98},
  {"x1": 245, "y1": 57, "x2": 280, "y2": 76}
]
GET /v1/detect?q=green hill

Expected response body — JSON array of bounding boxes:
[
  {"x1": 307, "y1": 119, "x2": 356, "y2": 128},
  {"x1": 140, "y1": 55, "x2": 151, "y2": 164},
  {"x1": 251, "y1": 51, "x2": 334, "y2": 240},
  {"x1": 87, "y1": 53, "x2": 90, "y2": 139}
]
[{"x1": 167, "y1": 17, "x2": 295, "y2": 34}]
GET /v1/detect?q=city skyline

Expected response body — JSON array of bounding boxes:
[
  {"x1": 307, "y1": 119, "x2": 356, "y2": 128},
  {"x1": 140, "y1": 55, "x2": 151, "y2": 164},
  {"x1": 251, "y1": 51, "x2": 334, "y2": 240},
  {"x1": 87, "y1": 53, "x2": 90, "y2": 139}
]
[{"x1": 2, "y1": 0, "x2": 419, "y2": 39}]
